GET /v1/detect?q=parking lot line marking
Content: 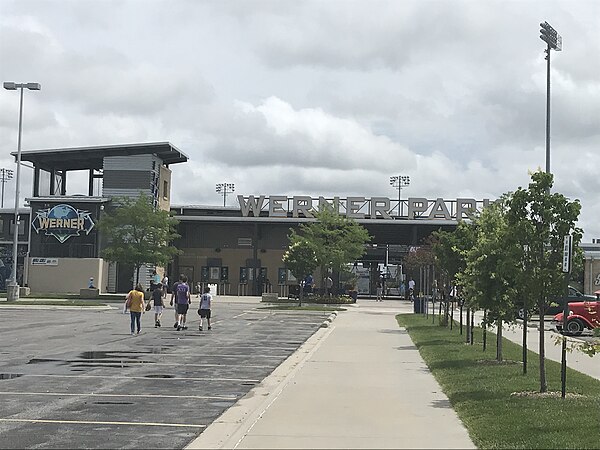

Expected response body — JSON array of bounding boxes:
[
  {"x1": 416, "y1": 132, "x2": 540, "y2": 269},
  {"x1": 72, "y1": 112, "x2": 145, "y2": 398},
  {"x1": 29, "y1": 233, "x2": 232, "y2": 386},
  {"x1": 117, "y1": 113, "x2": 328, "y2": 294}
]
[
  {"x1": 0, "y1": 418, "x2": 206, "y2": 428},
  {"x1": 11, "y1": 374, "x2": 261, "y2": 382},
  {"x1": 0, "y1": 391, "x2": 237, "y2": 400},
  {"x1": 67, "y1": 361, "x2": 274, "y2": 369}
]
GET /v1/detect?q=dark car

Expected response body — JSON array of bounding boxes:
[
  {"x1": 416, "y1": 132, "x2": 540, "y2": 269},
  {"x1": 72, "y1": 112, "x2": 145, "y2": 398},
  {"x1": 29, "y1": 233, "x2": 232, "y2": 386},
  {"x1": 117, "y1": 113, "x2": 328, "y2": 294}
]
[{"x1": 517, "y1": 286, "x2": 596, "y2": 319}]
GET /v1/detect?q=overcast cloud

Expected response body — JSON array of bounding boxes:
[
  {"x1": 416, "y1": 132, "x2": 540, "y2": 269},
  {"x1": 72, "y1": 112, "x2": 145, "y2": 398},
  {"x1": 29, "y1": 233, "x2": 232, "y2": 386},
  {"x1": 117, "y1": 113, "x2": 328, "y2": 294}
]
[{"x1": 1, "y1": 0, "x2": 599, "y2": 240}]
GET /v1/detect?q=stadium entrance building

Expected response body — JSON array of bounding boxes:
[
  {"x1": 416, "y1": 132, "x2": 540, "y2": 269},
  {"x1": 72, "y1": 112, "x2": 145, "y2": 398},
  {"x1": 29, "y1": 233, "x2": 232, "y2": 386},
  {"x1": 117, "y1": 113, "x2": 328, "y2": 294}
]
[{"x1": 4, "y1": 142, "x2": 597, "y2": 296}]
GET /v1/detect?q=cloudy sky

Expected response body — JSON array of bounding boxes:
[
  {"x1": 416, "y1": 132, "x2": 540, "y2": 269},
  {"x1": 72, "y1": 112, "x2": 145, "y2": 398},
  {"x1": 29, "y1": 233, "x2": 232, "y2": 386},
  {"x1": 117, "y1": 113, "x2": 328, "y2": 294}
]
[{"x1": 1, "y1": 0, "x2": 599, "y2": 240}]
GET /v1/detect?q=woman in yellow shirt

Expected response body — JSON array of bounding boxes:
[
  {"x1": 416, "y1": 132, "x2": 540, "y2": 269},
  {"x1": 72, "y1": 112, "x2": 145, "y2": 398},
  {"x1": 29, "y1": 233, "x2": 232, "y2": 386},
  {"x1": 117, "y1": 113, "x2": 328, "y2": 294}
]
[{"x1": 127, "y1": 284, "x2": 146, "y2": 335}]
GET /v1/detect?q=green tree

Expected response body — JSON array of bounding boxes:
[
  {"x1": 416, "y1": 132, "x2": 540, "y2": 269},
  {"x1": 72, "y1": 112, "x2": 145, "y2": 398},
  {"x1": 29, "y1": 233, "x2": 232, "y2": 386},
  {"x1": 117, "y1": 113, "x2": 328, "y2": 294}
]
[
  {"x1": 282, "y1": 240, "x2": 318, "y2": 306},
  {"x1": 506, "y1": 171, "x2": 582, "y2": 392},
  {"x1": 459, "y1": 197, "x2": 520, "y2": 361},
  {"x1": 289, "y1": 209, "x2": 371, "y2": 287},
  {"x1": 97, "y1": 194, "x2": 181, "y2": 286},
  {"x1": 432, "y1": 221, "x2": 477, "y2": 327}
]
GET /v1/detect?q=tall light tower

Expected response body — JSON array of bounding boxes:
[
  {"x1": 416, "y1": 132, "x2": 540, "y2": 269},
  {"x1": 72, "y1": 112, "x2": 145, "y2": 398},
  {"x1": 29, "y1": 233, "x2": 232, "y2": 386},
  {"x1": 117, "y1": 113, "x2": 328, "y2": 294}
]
[
  {"x1": 539, "y1": 21, "x2": 562, "y2": 174},
  {"x1": 0, "y1": 168, "x2": 14, "y2": 208},
  {"x1": 389, "y1": 175, "x2": 410, "y2": 217},
  {"x1": 3, "y1": 81, "x2": 42, "y2": 301},
  {"x1": 216, "y1": 182, "x2": 235, "y2": 207}
]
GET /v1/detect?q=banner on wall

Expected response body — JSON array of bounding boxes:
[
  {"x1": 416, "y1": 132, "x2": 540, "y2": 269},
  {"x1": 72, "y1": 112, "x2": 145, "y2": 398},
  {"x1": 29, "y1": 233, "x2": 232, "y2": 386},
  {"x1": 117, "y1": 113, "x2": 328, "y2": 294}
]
[{"x1": 31, "y1": 204, "x2": 95, "y2": 243}]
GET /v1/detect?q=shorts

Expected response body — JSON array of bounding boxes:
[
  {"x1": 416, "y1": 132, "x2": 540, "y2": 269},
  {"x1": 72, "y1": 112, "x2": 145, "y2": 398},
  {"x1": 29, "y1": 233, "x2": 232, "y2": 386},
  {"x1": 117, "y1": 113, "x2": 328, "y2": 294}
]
[
  {"x1": 176, "y1": 303, "x2": 189, "y2": 315},
  {"x1": 198, "y1": 308, "x2": 211, "y2": 319},
  {"x1": 154, "y1": 305, "x2": 164, "y2": 314}
]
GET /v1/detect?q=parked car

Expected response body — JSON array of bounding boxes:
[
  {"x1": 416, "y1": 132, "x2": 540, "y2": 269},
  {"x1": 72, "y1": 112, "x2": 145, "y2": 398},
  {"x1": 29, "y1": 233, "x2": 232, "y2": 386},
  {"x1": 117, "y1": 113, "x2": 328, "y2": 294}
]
[
  {"x1": 517, "y1": 286, "x2": 595, "y2": 319},
  {"x1": 553, "y1": 300, "x2": 600, "y2": 336}
]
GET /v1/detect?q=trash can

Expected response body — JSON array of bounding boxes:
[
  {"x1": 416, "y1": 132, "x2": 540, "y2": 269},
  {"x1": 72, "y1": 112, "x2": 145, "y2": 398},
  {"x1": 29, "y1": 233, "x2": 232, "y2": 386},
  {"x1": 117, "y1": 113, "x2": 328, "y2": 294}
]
[{"x1": 413, "y1": 297, "x2": 422, "y2": 313}]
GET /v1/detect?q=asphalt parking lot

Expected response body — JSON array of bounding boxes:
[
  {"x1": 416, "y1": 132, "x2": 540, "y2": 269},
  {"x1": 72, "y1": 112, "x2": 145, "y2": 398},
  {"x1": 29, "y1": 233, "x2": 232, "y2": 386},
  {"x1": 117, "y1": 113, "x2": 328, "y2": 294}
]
[{"x1": 0, "y1": 301, "x2": 331, "y2": 449}]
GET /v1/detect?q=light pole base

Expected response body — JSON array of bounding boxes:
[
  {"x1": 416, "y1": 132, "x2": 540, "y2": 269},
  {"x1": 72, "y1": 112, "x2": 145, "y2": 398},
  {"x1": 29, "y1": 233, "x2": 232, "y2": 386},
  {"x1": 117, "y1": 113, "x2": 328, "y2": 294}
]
[{"x1": 6, "y1": 282, "x2": 20, "y2": 301}]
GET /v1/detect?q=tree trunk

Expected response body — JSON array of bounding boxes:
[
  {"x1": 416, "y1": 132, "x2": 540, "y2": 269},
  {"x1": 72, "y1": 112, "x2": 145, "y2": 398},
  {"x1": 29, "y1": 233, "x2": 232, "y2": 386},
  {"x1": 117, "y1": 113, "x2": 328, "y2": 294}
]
[
  {"x1": 496, "y1": 319, "x2": 503, "y2": 361},
  {"x1": 522, "y1": 307, "x2": 528, "y2": 375},
  {"x1": 466, "y1": 308, "x2": 471, "y2": 343},
  {"x1": 482, "y1": 310, "x2": 487, "y2": 352},
  {"x1": 538, "y1": 302, "x2": 547, "y2": 392},
  {"x1": 135, "y1": 265, "x2": 140, "y2": 287},
  {"x1": 470, "y1": 310, "x2": 475, "y2": 345}
]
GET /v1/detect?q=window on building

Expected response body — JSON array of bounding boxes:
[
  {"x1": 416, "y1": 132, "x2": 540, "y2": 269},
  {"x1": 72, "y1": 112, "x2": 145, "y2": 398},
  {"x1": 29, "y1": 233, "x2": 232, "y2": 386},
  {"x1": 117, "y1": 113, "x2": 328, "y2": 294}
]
[
  {"x1": 10, "y1": 218, "x2": 25, "y2": 236},
  {"x1": 163, "y1": 180, "x2": 169, "y2": 200}
]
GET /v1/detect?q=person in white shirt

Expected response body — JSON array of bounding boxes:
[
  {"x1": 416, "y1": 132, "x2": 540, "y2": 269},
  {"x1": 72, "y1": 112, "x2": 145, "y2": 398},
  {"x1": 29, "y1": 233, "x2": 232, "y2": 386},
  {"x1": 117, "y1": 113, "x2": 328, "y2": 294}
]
[
  {"x1": 198, "y1": 286, "x2": 213, "y2": 331},
  {"x1": 408, "y1": 278, "x2": 416, "y2": 301}
]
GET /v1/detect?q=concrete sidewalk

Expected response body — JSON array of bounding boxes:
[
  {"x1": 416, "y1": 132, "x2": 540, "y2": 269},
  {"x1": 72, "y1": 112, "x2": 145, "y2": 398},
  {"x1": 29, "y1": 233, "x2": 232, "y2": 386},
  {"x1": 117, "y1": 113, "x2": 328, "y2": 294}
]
[{"x1": 188, "y1": 300, "x2": 475, "y2": 449}]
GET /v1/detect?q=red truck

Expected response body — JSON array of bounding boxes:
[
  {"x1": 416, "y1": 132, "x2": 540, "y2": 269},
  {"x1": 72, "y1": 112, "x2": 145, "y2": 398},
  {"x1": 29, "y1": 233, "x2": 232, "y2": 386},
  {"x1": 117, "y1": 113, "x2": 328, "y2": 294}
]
[{"x1": 554, "y1": 301, "x2": 600, "y2": 336}]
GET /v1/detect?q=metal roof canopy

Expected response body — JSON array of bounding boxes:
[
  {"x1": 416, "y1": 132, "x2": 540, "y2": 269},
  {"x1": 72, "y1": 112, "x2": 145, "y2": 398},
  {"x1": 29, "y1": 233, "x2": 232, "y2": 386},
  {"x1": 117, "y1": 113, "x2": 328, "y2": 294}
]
[{"x1": 12, "y1": 142, "x2": 188, "y2": 171}]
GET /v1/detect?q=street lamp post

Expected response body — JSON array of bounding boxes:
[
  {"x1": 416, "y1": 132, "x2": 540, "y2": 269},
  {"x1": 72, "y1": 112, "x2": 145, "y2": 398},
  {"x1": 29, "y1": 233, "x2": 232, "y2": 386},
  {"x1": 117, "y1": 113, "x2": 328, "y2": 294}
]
[
  {"x1": 389, "y1": 175, "x2": 410, "y2": 217},
  {"x1": 3, "y1": 81, "x2": 41, "y2": 301},
  {"x1": 539, "y1": 21, "x2": 562, "y2": 174},
  {"x1": 0, "y1": 168, "x2": 14, "y2": 208},
  {"x1": 215, "y1": 182, "x2": 235, "y2": 207}
]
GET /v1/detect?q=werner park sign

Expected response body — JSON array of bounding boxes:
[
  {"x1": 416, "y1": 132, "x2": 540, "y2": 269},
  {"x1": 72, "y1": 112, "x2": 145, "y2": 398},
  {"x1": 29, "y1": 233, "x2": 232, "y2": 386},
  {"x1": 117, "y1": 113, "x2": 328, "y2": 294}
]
[{"x1": 238, "y1": 196, "x2": 491, "y2": 221}]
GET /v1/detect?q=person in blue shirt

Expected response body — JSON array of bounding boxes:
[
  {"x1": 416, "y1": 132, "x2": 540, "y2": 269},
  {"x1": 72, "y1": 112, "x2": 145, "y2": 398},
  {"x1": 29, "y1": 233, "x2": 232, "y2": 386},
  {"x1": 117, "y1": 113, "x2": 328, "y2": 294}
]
[{"x1": 303, "y1": 274, "x2": 314, "y2": 294}]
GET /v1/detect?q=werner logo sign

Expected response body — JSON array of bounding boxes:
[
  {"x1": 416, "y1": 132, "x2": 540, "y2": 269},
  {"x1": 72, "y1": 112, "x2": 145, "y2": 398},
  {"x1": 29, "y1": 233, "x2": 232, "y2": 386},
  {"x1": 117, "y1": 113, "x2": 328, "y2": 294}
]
[
  {"x1": 31, "y1": 204, "x2": 95, "y2": 243},
  {"x1": 238, "y1": 196, "x2": 490, "y2": 221}
]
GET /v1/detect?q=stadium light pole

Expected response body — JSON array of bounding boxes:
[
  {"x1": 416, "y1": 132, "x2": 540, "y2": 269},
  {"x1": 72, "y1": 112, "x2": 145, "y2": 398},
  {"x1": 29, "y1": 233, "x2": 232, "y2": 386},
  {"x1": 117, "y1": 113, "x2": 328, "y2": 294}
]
[
  {"x1": 0, "y1": 168, "x2": 14, "y2": 208},
  {"x1": 539, "y1": 21, "x2": 562, "y2": 174},
  {"x1": 216, "y1": 182, "x2": 235, "y2": 207},
  {"x1": 389, "y1": 175, "x2": 410, "y2": 217},
  {"x1": 3, "y1": 81, "x2": 41, "y2": 301}
]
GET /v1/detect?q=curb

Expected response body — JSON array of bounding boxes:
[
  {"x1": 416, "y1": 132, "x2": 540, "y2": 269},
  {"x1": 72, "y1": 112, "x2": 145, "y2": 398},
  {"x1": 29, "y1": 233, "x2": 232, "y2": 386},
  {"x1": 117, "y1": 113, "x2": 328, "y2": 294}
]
[
  {"x1": 0, "y1": 304, "x2": 113, "y2": 311},
  {"x1": 320, "y1": 311, "x2": 338, "y2": 328},
  {"x1": 186, "y1": 317, "x2": 336, "y2": 449}
]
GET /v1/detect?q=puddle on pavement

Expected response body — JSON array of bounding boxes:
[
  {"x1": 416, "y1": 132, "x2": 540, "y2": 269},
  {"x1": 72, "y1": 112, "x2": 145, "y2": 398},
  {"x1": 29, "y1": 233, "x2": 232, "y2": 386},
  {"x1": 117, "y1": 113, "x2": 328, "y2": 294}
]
[
  {"x1": 71, "y1": 363, "x2": 132, "y2": 369},
  {"x1": 0, "y1": 373, "x2": 23, "y2": 380},
  {"x1": 27, "y1": 358, "x2": 68, "y2": 365},
  {"x1": 79, "y1": 348, "x2": 171, "y2": 360},
  {"x1": 144, "y1": 374, "x2": 175, "y2": 379},
  {"x1": 92, "y1": 401, "x2": 134, "y2": 405},
  {"x1": 240, "y1": 381, "x2": 257, "y2": 386}
]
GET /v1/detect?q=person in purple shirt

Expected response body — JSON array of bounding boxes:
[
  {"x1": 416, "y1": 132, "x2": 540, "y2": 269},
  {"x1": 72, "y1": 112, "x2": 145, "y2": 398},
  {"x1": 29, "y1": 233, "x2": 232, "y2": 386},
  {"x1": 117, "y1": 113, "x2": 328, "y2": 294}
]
[{"x1": 170, "y1": 274, "x2": 191, "y2": 331}]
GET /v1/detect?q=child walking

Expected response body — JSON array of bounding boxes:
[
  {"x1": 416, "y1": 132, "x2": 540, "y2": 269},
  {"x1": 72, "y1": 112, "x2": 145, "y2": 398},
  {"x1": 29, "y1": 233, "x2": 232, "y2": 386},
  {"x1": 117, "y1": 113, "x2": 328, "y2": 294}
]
[
  {"x1": 152, "y1": 283, "x2": 164, "y2": 327},
  {"x1": 198, "y1": 286, "x2": 212, "y2": 331}
]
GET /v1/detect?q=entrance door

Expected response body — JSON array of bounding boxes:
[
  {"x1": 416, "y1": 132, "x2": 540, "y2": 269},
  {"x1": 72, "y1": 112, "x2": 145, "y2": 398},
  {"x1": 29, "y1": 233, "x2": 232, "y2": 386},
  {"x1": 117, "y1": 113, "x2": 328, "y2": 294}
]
[
  {"x1": 116, "y1": 263, "x2": 134, "y2": 293},
  {"x1": 179, "y1": 265, "x2": 195, "y2": 294}
]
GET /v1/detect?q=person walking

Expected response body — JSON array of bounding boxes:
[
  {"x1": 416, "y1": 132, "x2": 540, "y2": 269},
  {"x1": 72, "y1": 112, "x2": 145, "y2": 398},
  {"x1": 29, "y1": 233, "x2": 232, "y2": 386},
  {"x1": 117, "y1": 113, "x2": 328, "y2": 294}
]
[
  {"x1": 376, "y1": 280, "x2": 383, "y2": 301},
  {"x1": 408, "y1": 277, "x2": 416, "y2": 301},
  {"x1": 171, "y1": 274, "x2": 191, "y2": 331},
  {"x1": 126, "y1": 284, "x2": 145, "y2": 335},
  {"x1": 325, "y1": 276, "x2": 333, "y2": 297},
  {"x1": 198, "y1": 286, "x2": 213, "y2": 331},
  {"x1": 161, "y1": 274, "x2": 169, "y2": 299},
  {"x1": 152, "y1": 283, "x2": 164, "y2": 327}
]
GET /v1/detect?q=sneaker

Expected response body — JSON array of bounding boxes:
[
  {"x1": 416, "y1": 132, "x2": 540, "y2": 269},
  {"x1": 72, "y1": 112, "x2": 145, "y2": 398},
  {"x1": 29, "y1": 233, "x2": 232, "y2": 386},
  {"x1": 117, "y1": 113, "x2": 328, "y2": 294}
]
[
  {"x1": 131, "y1": 332, "x2": 135, "y2": 335},
  {"x1": 182, "y1": 326, "x2": 188, "y2": 330},
  {"x1": 174, "y1": 322, "x2": 178, "y2": 329},
  {"x1": 155, "y1": 322, "x2": 158, "y2": 328},
  {"x1": 157, "y1": 320, "x2": 161, "y2": 327},
  {"x1": 176, "y1": 325, "x2": 182, "y2": 331},
  {"x1": 137, "y1": 330, "x2": 141, "y2": 335},
  {"x1": 199, "y1": 326, "x2": 203, "y2": 331},
  {"x1": 208, "y1": 326, "x2": 212, "y2": 330}
]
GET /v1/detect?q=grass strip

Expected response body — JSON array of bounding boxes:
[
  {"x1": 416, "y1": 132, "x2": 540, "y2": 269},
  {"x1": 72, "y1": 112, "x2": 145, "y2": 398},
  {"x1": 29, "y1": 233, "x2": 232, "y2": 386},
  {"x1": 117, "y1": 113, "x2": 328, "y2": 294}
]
[{"x1": 397, "y1": 314, "x2": 600, "y2": 449}]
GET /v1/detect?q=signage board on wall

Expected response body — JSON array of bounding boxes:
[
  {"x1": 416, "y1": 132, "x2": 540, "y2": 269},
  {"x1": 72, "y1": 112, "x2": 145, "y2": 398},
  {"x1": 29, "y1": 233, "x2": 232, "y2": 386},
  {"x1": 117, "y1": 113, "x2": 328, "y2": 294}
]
[
  {"x1": 237, "y1": 195, "x2": 491, "y2": 221},
  {"x1": 31, "y1": 204, "x2": 95, "y2": 243},
  {"x1": 31, "y1": 257, "x2": 58, "y2": 266}
]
